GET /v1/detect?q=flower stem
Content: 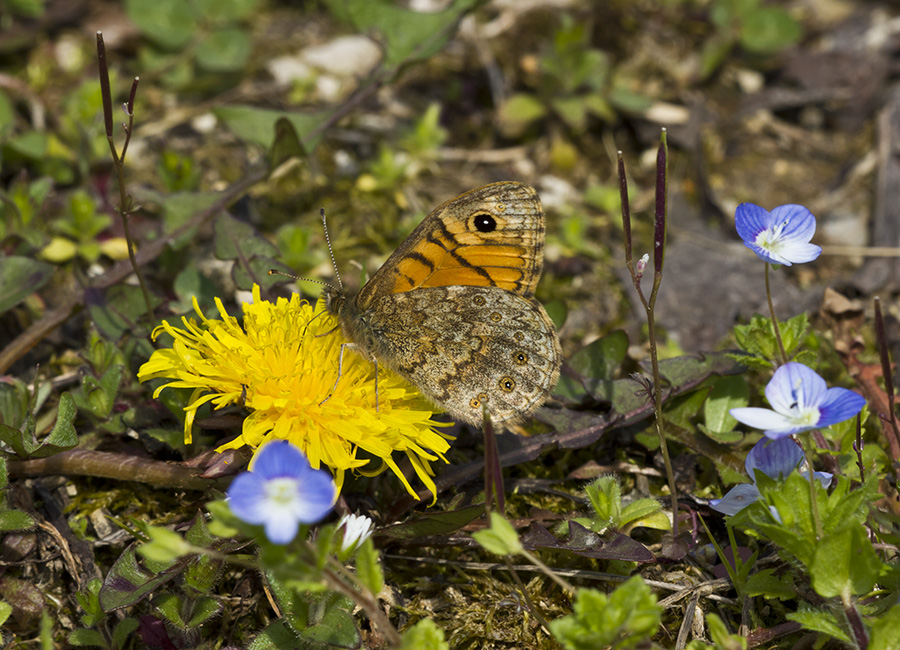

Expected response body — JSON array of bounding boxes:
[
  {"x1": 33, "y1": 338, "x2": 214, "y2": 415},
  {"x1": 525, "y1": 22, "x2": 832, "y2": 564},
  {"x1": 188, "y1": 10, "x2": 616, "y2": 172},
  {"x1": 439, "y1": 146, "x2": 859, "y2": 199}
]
[
  {"x1": 520, "y1": 547, "x2": 575, "y2": 596},
  {"x1": 801, "y1": 436, "x2": 823, "y2": 540},
  {"x1": 324, "y1": 557, "x2": 402, "y2": 646},
  {"x1": 764, "y1": 264, "x2": 788, "y2": 366},
  {"x1": 96, "y1": 32, "x2": 154, "y2": 321},
  {"x1": 502, "y1": 556, "x2": 552, "y2": 635}
]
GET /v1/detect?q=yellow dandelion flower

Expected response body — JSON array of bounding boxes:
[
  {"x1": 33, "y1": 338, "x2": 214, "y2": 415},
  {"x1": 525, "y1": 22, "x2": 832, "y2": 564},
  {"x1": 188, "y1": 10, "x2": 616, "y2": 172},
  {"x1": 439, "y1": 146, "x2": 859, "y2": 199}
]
[{"x1": 137, "y1": 285, "x2": 453, "y2": 499}]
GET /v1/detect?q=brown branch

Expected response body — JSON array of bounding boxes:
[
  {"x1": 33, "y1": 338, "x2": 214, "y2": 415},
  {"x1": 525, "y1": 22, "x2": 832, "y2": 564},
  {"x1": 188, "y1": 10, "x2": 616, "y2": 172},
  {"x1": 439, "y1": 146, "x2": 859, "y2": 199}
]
[{"x1": 8, "y1": 449, "x2": 229, "y2": 490}]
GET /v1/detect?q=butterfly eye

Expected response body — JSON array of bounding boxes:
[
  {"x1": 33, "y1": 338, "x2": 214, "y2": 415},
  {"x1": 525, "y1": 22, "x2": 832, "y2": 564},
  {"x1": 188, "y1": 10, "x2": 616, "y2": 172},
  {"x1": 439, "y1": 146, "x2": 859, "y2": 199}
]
[
  {"x1": 473, "y1": 295, "x2": 487, "y2": 306},
  {"x1": 472, "y1": 213, "x2": 497, "y2": 233},
  {"x1": 513, "y1": 351, "x2": 528, "y2": 365},
  {"x1": 499, "y1": 376, "x2": 516, "y2": 392},
  {"x1": 490, "y1": 312, "x2": 502, "y2": 323},
  {"x1": 469, "y1": 396, "x2": 481, "y2": 409}
]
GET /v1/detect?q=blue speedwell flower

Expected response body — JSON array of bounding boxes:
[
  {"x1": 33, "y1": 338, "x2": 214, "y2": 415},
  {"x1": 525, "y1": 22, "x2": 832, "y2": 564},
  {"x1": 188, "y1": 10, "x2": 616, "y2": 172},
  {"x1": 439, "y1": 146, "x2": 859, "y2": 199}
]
[
  {"x1": 227, "y1": 440, "x2": 336, "y2": 544},
  {"x1": 730, "y1": 362, "x2": 865, "y2": 440},
  {"x1": 710, "y1": 437, "x2": 832, "y2": 515},
  {"x1": 735, "y1": 203, "x2": 822, "y2": 266}
]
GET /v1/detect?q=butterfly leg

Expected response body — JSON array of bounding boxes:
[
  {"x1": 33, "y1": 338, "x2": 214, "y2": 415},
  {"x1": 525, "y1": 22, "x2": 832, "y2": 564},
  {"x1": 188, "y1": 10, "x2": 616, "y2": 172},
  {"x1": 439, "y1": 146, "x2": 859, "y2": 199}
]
[
  {"x1": 320, "y1": 342, "x2": 380, "y2": 413},
  {"x1": 373, "y1": 358, "x2": 380, "y2": 414},
  {"x1": 320, "y1": 341, "x2": 356, "y2": 407}
]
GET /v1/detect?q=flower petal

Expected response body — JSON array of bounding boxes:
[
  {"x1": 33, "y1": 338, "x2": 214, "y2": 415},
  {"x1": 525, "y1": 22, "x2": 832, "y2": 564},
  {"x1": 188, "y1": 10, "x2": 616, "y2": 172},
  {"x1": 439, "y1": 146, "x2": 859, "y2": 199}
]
[
  {"x1": 225, "y1": 473, "x2": 269, "y2": 524},
  {"x1": 252, "y1": 439, "x2": 311, "y2": 479},
  {"x1": 729, "y1": 407, "x2": 795, "y2": 431},
  {"x1": 735, "y1": 203, "x2": 773, "y2": 244},
  {"x1": 765, "y1": 363, "x2": 826, "y2": 416},
  {"x1": 293, "y1": 470, "x2": 337, "y2": 523},
  {"x1": 263, "y1": 512, "x2": 301, "y2": 545},
  {"x1": 745, "y1": 436, "x2": 802, "y2": 481},
  {"x1": 812, "y1": 471, "x2": 833, "y2": 489},
  {"x1": 710, "y1": 483, "x2": 760, "y2": 516},
  {"x1": 769, "y1": 241, "x2": 822, "y2": 265},
  {"x1": 816, "y1": 388, "x2": 866, "y2": 428},
  {"x1": 769, "y1": 204, "x2": 816, "y2": 242}
]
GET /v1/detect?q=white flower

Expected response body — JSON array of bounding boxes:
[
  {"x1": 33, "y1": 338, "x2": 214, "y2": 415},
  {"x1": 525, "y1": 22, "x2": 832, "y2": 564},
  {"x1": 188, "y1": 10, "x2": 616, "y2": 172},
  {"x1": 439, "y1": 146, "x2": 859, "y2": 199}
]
[{"x1": 338, "y1": 513, "x2": 374, "y2": 553}]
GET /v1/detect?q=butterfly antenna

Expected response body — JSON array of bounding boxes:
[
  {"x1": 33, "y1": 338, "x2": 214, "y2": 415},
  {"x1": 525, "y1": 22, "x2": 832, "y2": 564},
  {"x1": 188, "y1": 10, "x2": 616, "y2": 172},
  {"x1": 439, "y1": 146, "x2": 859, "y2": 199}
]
[
  {"x1": 267, "y1": 269, "x2": 334, "y2": 289},
  {"x1": 321, "y1": 207, "x2": 343, "y2": 290}
]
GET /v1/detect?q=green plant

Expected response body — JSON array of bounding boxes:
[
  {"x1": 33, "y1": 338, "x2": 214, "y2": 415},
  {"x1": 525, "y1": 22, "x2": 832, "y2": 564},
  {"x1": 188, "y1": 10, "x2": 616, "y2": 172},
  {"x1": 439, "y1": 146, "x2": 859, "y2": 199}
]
[{"x1": 497, "y1": 16, "x2": 651, "y2": 138}]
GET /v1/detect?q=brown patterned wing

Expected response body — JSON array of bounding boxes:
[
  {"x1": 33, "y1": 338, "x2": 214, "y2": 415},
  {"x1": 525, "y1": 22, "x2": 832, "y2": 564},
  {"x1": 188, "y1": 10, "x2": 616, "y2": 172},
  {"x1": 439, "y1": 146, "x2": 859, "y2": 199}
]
[
  {"x1": 356, "y1": 182, "x2": 545, "y2": 310},
  {"x1": 361, "y1": 285, "x2": 562, "y2": 426}
]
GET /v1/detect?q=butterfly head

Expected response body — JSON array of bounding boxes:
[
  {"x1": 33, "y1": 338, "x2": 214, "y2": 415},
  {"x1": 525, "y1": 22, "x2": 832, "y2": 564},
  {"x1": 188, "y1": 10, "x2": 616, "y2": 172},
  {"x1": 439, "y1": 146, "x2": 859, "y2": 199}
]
[{"x1": 321, "y1": 284, "x2": 345, "y2": 316}]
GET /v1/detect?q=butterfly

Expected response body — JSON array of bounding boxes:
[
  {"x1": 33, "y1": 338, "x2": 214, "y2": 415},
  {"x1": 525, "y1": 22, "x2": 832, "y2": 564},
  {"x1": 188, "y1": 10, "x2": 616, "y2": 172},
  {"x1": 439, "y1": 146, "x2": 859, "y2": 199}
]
[{"x1": 322, "y1": 182, "x2": 561, "y2": 427}]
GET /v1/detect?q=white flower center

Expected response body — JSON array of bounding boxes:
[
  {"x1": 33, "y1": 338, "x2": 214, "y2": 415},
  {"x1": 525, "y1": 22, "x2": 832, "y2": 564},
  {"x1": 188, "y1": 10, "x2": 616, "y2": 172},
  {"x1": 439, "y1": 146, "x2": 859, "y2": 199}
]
[
  {"x1": 787, "y1": 404, "x2": 820, "y2": 426},
  {"x1": 265, "y1": 477, "x2": 300, "y2": 506},
  {"x1": 755, "y1": 219, "x2": 789, "y2": 252}
]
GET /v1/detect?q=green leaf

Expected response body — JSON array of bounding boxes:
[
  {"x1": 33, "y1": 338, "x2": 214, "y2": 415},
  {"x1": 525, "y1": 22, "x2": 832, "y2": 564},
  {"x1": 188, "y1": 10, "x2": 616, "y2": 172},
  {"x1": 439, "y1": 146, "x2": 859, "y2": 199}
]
[
  {"x1": 67, "y1": 629, "x2": 107, "y2": 646},
  {"x1": 472, "y1": 512, "x2": 523, "y2": 556},
  {"x1": 213, "y1": 213, "x2": 280, "y2": 291},
  {"x1": 195, "y1": 0, "x2": 259, "y2": 21},
  {"x1": 87, "y1": 284, "x2": 155, "y2": 341},
  {"x1": 323, "y1": 0, "x2": 479, "y2": 71},
  {"x1": 74, "y1": 579, "x2": 104, "y2": 628},
  {"x1": 125, "y1": 0, "x2": 197, "y2": 48},
  {"x1": 497, "y1": 93, "x2": 546, "y2": 138},
  {"x1": 743, "y1": 568, "x2": 796, "y2": 600},
  {"x1": 214, "y1": 106, "x2": 332, "y2": 152},
  {"x1": 155, "y1": 593, "x2": 186, "y2": 628},
  {"x1": 0, "y1": 508, "x2": 36, "y2": 532},
  {"x1": 6, "y1": 131, "x2": 48, "y2": 160},
  {"x1": 567, "y1": 331, "x2": 628, "y2": 381},
  {"x1": 705, "y1": 613, "x2": 747, "y2": 650},
  {"x1": 376, "y1": 505, "x2": 483, "y2": 540},
  {"x1": 247, "y1": 620, "x2": 303, "y2": 649},
  {"x1": 544, "y1": 299, "x2": 568, "y2": 331},
  {"x1": 584, "y1": 476, "x2": 621, "y2": 531},
  {"x1": 30, "y1": 392, "x2": 78, "y2": 457},
  {"x1": 739, "y1": 7, "x2": 802, "y2": 54},
  {"x1": 187, "y1": 597, "x2": 222, "y2": 627},
  {"x1": 138, "y1": 527, "x2": 193, "y2": 564},
  {"x1": 549, "y1": 578, "x2": 661, "y2": 650},
  {"x1": 196, "y1": 28, "x2": 251, "y2": 72},
  {"x1": 786, "y1": 602, "x2": 852, "y2": 643},
  {"x1": 269, "y1": 117, "x2": 309, "y2": 173},
  {"x1": 297, "y1": 605, "x2": 360, "y2": 647},
  {"x1": 99, "y1": 545, "x2": 183, "y2": 610},
  {"x1": 0, "y1": 256, "x2": 54, "y2": 315},
  {"x1": 400, "y1": 618, "x2": 449, "y2": 650},
  {"x1": 619, "y1": 498, "x2": 665, "y2": 530},
  {"x1": 870, "y1": 603, "x2": 900, "y2": 650},
  {"x1": 112, "y1": 618, "x2": 139, "y2": 648},
  {"x1": 161, "y1": 191, "x2": 223, "y2": 251},
  {"x1": 355, "y1": 540, "x2": 383, "y2": 596},
  {"x1": 703, "y1": 375, "x2": 748, "y2": 435},
  {"x1": 810, "y1": 524, "x2": 880, "y2": 598}
]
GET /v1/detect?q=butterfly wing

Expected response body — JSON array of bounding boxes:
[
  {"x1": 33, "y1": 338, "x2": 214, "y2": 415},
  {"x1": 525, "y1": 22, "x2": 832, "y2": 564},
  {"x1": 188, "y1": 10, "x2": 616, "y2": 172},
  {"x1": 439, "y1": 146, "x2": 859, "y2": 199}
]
[
  {"x1": 357, "y1": 182, "x2": 544, "y2": 310},
  {"x1": 363, "y1": 286, "x2": 562, "y2": 425}
]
